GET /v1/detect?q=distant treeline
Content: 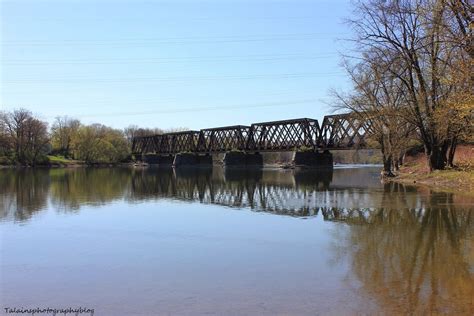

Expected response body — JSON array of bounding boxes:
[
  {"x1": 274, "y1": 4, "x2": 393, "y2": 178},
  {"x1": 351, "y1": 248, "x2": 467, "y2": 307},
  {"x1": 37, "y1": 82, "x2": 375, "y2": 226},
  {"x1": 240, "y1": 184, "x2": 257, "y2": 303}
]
[{"x1": 0, "y1": 108, "x2": 186, "y2": 165}]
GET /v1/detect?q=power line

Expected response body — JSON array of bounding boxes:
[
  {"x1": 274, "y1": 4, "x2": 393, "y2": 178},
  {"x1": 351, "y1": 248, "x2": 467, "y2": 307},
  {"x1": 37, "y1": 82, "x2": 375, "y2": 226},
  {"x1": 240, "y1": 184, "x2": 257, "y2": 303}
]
[
  {"x1": 5, "y1": 89, "x2": 315, "y2": 99},
  {"x1": 3, "y1": 54, "x2": 337, "y2": 65},
  {"x1": 3, "y1": 16, "x2": 331, "y2": 23},
  {"x1": 2, "y1": 33, "x2": 340, "y2": 46},
  {"x1": 3, "y1": 32, "x2": 340, "y2": 43},
  {"x1": 47, "y1": 99, "x2": 319, "y2": 119},
  {"x1": 5, "y1": 90, "x2": 321, "y2": 110},
  {"x1": 3, "y1": 72, "x2": 344, "y2": 84}
]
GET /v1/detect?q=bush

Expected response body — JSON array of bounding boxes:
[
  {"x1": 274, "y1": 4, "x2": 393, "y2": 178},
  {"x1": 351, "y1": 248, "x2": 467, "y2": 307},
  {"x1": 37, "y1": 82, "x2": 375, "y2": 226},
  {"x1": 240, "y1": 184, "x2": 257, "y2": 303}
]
[
  {"x1": 34, "y1": 155, "x2": 50, "y2": 166},
  {"x1": 0, "y1": 156, "x2": 11, "y2": 165}
]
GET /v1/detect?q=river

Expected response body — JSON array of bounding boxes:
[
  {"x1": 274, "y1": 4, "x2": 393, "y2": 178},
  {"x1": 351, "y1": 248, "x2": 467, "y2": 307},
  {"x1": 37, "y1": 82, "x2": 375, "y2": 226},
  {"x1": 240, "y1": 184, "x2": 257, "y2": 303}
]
[{"x1": 1, "y1": 166, "x2": 473, "y2": 315}]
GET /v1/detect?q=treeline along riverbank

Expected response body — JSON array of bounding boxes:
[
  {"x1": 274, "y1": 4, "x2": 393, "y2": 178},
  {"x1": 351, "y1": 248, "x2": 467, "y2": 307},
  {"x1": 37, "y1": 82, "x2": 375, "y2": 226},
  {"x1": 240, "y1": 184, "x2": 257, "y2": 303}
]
[{"x1": 0, "y1": 108, "x2": 184, "y2": 167}]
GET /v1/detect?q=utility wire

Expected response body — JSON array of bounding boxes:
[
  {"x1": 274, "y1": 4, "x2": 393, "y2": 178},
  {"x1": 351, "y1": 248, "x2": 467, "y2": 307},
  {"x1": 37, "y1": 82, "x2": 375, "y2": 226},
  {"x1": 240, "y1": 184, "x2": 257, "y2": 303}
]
[
  {"x1": 4, "y1": 72, "x2": 344, "y2": 84},
  {"x1": 49, "y1": 99, "x2": 318, "y2": 119},
  {"x1": 4, "y1": 16, "x2": 331, "y2": 22},
  {"x1": 2, "y1": 32, "x2": 341, "y2": 44},
  {"x1": 2, "y1": 36, "x2": 339, "y2": 47},
  {"x1": 3, "y1": 54, "x2": 337, "y2": 65},
  {"x1": 10, "y1": 90, "x2": 321, "y2": 110}
]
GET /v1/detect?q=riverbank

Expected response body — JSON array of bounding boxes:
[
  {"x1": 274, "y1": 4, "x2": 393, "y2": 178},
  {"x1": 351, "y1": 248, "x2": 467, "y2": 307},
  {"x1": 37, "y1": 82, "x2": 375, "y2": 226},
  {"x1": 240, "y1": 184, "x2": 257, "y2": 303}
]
[
  {"x1": 389, "y1": 145, "x2": 474, "y2": 196},
  {"x1": 392, "y1": 166, "x2": 474, "y2": 196},
  {"x1": 0, "y1": 155, "x2": 133, "y2": 168}
]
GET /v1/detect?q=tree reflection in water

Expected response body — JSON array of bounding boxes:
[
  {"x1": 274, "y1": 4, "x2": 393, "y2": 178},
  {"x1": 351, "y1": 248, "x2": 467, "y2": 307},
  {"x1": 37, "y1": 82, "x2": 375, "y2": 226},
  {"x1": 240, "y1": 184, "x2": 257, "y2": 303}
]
[
  {"x1": 49, "y1": 168, "x2": 132, "y2": 212},
  {"x1": 329, "y1": 183, "x2": 474, "y2": 314},
  {"x1": 0, "y1": 169, "x2": 50, "y2": 222}
]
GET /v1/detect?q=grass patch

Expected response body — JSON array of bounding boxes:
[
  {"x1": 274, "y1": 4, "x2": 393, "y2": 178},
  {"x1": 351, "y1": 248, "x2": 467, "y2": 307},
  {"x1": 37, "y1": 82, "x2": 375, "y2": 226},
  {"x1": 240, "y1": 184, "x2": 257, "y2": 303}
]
[{"x1": 47, "y1": 155, "x2": 83, "y2": 166}]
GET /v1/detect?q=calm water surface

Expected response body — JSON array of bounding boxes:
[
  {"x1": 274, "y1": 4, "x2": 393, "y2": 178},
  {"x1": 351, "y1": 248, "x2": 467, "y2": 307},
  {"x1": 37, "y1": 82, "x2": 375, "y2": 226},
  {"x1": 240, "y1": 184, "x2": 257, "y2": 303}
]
[{"x1": 1, "y1": 166, "x2": 473, "y2": 315}]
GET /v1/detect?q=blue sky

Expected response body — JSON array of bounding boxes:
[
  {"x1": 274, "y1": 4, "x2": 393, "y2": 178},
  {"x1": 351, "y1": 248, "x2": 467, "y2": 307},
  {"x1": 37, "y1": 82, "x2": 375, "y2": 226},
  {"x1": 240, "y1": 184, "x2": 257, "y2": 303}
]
[{"x1": 1, "y1": 0, "x2": 355, "y2": 130}]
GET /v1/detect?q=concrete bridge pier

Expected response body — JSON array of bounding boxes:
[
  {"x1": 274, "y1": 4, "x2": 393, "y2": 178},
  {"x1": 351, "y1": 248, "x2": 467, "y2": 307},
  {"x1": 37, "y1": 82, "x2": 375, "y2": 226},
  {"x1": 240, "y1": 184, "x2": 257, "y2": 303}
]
[
  {"x1": 223, "y1": 151, "x2": 263, "y2": 166},
  {"x1": 293, "y1": 150, "x2": 333, "y2": 168},
  {"x1": 173, "y1": 153, "x2": 213, "y2": 167},
  {"x1": 143, "y1": 154, "x2": 175, "y2": 165}
]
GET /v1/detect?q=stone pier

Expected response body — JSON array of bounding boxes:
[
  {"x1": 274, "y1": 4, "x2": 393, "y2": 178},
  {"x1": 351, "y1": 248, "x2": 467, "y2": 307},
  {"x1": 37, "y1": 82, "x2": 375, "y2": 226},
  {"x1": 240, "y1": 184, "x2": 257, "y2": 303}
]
[
  {"x1": 223, "y1": 151, "x2": 263, "y2": 166},
  {"x1": 143, "y1": 154, "x2": 174, "y2": 165},
  {"x1": 173, "y1": 153, "x2": 213, "y2": 167},
  {"x1": 293, "y1": 150, "x2": 333, "y2": 168}
]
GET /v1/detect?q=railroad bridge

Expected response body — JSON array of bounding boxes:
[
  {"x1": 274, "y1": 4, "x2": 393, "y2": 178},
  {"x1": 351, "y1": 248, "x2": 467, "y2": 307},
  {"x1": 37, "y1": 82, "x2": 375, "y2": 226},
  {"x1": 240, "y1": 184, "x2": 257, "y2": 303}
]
[{"x1": 131, "y1": 113, "x2": 371, "y2": 167}]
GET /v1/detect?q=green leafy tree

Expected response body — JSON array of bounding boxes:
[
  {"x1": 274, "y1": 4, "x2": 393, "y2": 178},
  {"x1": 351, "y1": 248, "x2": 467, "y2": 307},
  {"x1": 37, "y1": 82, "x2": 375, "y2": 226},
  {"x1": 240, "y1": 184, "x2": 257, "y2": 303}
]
[
  {"x1": 50, "y1": 116, "x2": 81, "y2": 158},
  {"x1": 72, "y1": 124, "x2": 129, "y2": 163}
]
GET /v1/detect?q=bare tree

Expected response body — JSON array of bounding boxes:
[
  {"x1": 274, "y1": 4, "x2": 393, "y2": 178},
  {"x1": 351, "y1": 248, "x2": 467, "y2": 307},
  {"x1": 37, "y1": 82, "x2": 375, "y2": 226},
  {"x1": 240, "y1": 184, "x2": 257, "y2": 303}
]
[
  {"x1": 123, "y1": 125, "x2": 167, "y2": 147},
  {"x1": 0, "y1": 109, "x2": 49, "y2": 164},
  {"x1": 24, "y1": 117, "x2": 50, "y2": 165},
  {"x1": 333, "y1": 58, "x2": 414, "y2": 176},
  {"x1": 445, "y1": 0, "x2": 473, "y2": 58},
  {"x1": 346, "y1": 0, "x2": 472, "y2": 170}
]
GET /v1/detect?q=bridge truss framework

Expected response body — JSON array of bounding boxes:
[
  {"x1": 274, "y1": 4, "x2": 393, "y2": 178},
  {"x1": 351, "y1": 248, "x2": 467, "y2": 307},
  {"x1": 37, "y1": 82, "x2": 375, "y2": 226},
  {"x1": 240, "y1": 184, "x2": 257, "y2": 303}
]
[{"x1": 132, "y1": 113, "x2": 371, "y2": 155}]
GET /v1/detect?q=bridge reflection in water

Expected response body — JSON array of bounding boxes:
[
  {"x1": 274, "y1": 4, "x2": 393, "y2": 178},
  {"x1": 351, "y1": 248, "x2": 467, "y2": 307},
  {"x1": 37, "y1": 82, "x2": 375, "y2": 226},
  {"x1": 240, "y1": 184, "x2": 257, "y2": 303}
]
[
  {"x1": 2, "y1": 166, "x2": 472, "y2": 221},
  {"x1": 129, "y1": 167, "x2": 379, "y2": 217},
  {"x1": 1, "y1": 167, "x2": 472, "y2": 222}
]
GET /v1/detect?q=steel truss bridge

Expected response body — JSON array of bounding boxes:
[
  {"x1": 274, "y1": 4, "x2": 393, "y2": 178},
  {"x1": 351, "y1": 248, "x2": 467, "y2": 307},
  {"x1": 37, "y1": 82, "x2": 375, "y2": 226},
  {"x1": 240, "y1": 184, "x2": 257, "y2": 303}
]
[{"x1": 132, "y1": 113, "x2": 371, "y2": 155}]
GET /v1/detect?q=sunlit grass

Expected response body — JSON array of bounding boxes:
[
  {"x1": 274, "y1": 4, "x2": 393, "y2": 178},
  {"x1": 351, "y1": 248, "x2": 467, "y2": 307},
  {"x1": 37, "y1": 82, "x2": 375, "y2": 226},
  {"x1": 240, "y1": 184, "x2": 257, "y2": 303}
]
[{"x1": 47, "y1": 155, "x2": 83, "y2": 165}]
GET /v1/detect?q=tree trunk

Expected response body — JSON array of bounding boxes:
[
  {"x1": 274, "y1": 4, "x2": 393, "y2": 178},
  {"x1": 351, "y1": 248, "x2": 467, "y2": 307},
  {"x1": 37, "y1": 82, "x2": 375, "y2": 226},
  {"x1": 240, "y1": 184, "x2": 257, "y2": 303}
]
[
  {"x1": 393, "y1": 158, "x2": 400, "y2": 172},
  {"x1": 382, "y1": 154, "x2": 395, "y2": 177},
  {"x1": 65, "y1": 143, "x2": 71, "y2": 159},
  {"x1": 399, "y1": 153, "x2": 405, "y2": 166},
  {"x1": 428, "y1": 145, "x2": 448, "y2": 171},
  {"x1": 447, "y1": 138, "x2": 457, "y2": 168}
]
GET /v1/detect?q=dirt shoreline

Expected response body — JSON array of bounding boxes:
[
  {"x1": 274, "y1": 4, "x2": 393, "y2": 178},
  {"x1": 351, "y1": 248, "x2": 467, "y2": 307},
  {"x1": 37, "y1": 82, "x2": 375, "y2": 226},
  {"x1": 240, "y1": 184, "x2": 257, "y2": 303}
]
[
  {"x1": 387, "y1": 165, "x2": 474, "y2": 196},
  {"x1": 388, "y1": 145, "x2": 474, "y2": 196}
]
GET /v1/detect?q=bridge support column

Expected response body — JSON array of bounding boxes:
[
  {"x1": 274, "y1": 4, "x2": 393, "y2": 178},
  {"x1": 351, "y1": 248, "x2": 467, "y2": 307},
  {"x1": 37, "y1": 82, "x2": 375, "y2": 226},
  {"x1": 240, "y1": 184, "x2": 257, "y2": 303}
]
[
  {"x1": 173, "y1": 153, "x2": 213, "y2": 167},
  {"x1": 143, "y1": 154, "x2": 175, "y2": 165},
  {"x1": 134, "y1": 154, "x2": 144, "y2": 162},
  {"x1": 293, "y1": 150, "x2": 333, "y2": 168},
  {"x1": 224, "y1": 151, "x2": 263, "y2": 166}
]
